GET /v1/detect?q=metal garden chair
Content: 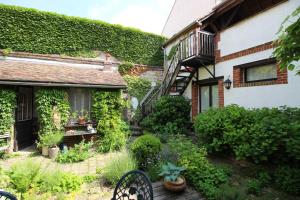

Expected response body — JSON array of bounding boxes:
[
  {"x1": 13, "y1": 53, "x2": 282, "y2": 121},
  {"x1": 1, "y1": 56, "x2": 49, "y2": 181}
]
[
  {"x1": 111, "y1": 170, "x2": 153, "y2": 200},
  {"x1": 0, "y1": 191, "x2": 17, "y2": 200}
]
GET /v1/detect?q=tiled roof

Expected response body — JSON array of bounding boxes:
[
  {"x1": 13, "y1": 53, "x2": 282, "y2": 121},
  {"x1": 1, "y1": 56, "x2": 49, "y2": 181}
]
[{"x1": 0, "y1": 58, "x2": 126, "y2": 88}]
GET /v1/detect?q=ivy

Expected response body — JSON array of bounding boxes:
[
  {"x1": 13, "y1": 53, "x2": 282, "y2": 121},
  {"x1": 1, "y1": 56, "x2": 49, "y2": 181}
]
[
  {"x1": 123, "y1": 75, "x2": 151, "y2": 102},
  {"x1": 91, "y1": 89, "x2": 128, "y2": 152},
  {"x1": 35, "y1": 88, "x2": 70, "y2": 134},
  {"x1": 167, "y1": 44, "x2": 178, "y2": 61},
  {"x1": 0, "y1": 4, "x2": 166, "y2": 66},
  {"x1": 273, "y1": 6, "x2": 300, "y2": 74},
  {"x1": 118, "y1": 62, "x2": 135, "y2": 75},
  {"x1": 0, "y1": 88, "x2": 16, "y2": 135}
]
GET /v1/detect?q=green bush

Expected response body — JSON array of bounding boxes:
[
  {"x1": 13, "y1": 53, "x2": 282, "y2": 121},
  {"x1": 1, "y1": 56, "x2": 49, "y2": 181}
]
[
  {"x1": 194, "y1": 105, "x2": 300, "y2": 163},
  {"x1": 141, "y1": 95, "x2": 191, "y2": 139},
  {"x1": 274, "y1": 166, "x2": 300, "y2": 195},
  {"x1": 101, "y1": 150, "x2": 137, "y2": 185},
  {"x1": 39, "y1": 170, "x2": 83, "y2": 193},
  {"x1": 0, "y1": 4, "x2": 165, "y2": 66},
  {"x1": 123, "y1": 75, "x2": 151, "y2": 102},
  {"x1": 118, "y1": 62, "x2": 134, "y2": 75},
  {"x1": 130, "y1": 134, "x2": 162, "y2": 169},
  {"x1": 0, "y1": 88, "x2": 16, "y2": 135},
  {"x1": 215, "y1": 184, "x2": 247, "y2": 200},
  {"x1": 56, "y1": 141, "x2": 93, "y2": 163},
  {"x1": 167, "y1": 136, "x2": 228, "y2": 200},
  {"x1": 92, "y1": 90, "x2": 128, "y2": 152},
  {"x1": 246, "y1": 179, "x2": 262, "y2": 195}
]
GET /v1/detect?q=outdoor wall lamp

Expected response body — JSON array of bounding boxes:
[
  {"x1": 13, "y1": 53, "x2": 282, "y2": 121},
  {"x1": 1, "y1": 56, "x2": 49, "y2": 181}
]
[{"x1": 224, "y1": 77, "x2": 232, "y2": 89}]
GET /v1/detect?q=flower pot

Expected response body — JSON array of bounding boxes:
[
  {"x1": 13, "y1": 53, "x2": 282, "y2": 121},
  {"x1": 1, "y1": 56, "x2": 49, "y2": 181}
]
[
  {"x1": 48, "y1": 147, "x2": 59, "y2": 160},
  {"x1": 42, "y1": 146, "x2": 49, "y2": 156},
  {"x1": 163, "y1": 176, "x2": 186, "y2": 192},
  {"x1": 78, "y1": 118, "x2": 86, "y2": 125}
]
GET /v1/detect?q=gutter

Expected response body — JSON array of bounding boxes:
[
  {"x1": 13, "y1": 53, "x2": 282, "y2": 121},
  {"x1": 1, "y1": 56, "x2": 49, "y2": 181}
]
[{"x1": 0, "y1": 80, "x2": 127, "y2": 89}]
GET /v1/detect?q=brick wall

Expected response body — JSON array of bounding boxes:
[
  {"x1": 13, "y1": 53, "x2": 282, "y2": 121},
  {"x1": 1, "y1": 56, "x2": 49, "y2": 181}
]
[{"x1": 218, "y1": 79, "x2": 224, "y2": 107}]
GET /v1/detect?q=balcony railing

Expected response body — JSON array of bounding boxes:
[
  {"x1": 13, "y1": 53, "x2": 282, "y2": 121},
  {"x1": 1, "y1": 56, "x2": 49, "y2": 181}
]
[{"x1": 141, "y1": 31, "x2": 214, "y2": 115}]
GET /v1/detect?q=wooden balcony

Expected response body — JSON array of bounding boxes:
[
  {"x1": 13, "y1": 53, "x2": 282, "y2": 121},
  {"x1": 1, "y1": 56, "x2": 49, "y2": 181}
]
[{"x1": 141, "y1": 31, "x2": 215, "y2": 116}]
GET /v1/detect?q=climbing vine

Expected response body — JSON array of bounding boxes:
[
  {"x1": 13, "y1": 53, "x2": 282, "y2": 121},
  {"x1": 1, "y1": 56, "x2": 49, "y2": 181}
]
[
  {"x1": 118, "y1": 62, "x2": 135, "y2": 75},
  {"x1": 35, "y1": 88, "x2": 70, "y2": 134},
  {"x1": 0, "y1": 88, "x2": 16, "y2": 135},
  {"x1": 123, "y1": 75, "x2": 151, "y2": 102},
  {"x1": 91, "y1": 89, "x2": 128, "y2": 152}
]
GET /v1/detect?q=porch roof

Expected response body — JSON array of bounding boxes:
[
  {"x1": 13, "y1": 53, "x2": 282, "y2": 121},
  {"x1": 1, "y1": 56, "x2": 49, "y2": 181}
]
[{"x1": 0, "y1": 57, "x2": 126, "y2": 88}]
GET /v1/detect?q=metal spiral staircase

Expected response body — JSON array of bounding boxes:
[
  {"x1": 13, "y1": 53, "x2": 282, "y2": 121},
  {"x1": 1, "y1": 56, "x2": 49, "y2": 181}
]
[{"x1": 141, "y1": 31, "x2": 215, "y2": 116}]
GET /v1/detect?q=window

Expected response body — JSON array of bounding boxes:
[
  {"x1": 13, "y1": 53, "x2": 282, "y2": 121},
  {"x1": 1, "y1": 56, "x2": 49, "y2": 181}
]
[
  {"x1": 199, "y1": 84, "x2": 219, "y2": 112},
  {"x1": 17, "y1": 88, "x2": 33, "y2": 121},
  {"x1": 68, "y1": 88, "x2": 91, "y2": 117},
  {"x1": 245, "y1": 63, "x2": 277, "y2": 82}
]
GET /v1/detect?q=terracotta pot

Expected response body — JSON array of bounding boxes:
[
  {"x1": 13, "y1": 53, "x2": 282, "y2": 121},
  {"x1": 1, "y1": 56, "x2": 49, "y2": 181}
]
[
  {"x1": 48, "y1": 147, "x2": 59, "y2": 160},
  {"x1": 42, "y1": 146, "x2": 49, "y2": 156},
  {"x1": 78, "y1": 118, "x2": 86, "y2": 125},
  {"x1": 163, "y1": 176, "x2": 186, "y2": 192}
]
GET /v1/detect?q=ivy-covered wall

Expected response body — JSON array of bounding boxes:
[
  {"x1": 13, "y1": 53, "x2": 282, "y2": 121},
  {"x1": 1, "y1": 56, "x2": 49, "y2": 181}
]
[
  {"x1": 0, "y1": 88, "x2": 16, "y2": 135},
  {"x1": 35, "y1": 88, "x2": 70, "y2": 134},
  {"x1": 0, "y1": 4, "x2": 166, "y2": 66}
]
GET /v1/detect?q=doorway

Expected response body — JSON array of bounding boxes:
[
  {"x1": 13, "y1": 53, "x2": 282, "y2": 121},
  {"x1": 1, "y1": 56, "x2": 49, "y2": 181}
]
[{"x1": 15, "y1": 87, "x2": 36, "y2": 150}]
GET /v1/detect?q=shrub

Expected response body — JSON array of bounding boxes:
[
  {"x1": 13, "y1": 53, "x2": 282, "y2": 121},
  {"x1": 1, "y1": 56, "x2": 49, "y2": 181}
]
[
  {"x1": 130, "y1": 134, "x2": 162, "y2": 169},
  {"x1": 0, "y1": 4, "x2": 165, "y2": 66},
  {"x1": 274, "y1": 166, "x2": 300, "y2": 195},
  {"x1": 101, "y1": 150, "x2": 137, "y2": 185},
  {"x1": 194, "y1": 105, "x2": 300, "y2": 163},
  {"x1": 83, "y1": 174, "x2": 98, "y2": 183},
  {"x1": 0, "y1": 166, "x2": 10, "y2": 189},
  {"x1": 215, "y1": 184, "x2": 247, "y2": 200},
  {"x1": 123, "y1": 75, "x2": 151, "y2": 102},
  {"x1": 141, "y1": 95, "x2": 191, "y2": 138},
  {"x1": 56, "y1": 141, "x2": 93, "y2": 163},
  {"x1": 246, "y1": 179, "x2": 262, "y2": 195},
  {"x1": 167, "y1": 136, "x2": 228, "y2": 200},
  {"x1": 118, "y1": 62, "x2": 134, "y2": 75},
  {"x1": 39, "y1": 170, "x2": 83, "y2": 193},
  {"x1": 146, "y1": 162, "x2": 163, "y2": 182},
  {"x1": 8, "y1": 160, "x2": 42, "y2": 194}
]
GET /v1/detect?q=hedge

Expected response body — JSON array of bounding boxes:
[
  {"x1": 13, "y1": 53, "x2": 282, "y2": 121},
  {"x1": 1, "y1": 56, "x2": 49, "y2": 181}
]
[
  {"x1": 194, "y1": 105, "x2": 300, "y2": 164},
  {"x1": 0, "y1": 4, "x2": 166, "y2": 66}
]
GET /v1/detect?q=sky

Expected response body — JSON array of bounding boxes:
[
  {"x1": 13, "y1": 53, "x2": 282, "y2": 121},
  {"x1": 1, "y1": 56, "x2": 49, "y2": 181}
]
[{"x1": 0, "y1": 0, "x2": 175, "y2": 35}]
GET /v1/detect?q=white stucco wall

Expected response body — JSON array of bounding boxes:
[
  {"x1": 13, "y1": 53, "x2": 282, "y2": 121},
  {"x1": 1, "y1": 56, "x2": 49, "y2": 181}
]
[
  {"x1": 162, "y1": 0, "x2": 215, "y2": 37},
  {"x1": 219, "y1": 0, "x2": 300, "y2": 57},
  {"x1": 182, "y1": 80, "x2": 192, "y2": 99},
  {"x1": 215, "y1": 49, "x2": 300, "y2": 108}
]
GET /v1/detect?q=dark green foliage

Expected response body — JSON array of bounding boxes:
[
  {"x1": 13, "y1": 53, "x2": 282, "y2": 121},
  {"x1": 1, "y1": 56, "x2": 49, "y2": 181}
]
[
  {"x1": 91, "y1": 90, "x2": 128, "y2": 152},
  {"x1": 274, "y1": 166, "x2": 300, "y2": 195},
  {"x1": 146, "y1": 162, "x2": 163, "y2": 182},
  {"x1": 0, "y1": 4, "x2": 166, "y2": 66},
  {"x1": 194, "y1": 105, "x2": 300, "y2": 163},
  {"x1": 167, "y1": 136, "x2": 228, "y2": 200},
  {"x1": 246, "y1": 179, "x2": 263, "y2": 195},
  {"x1": 273, "y1": 6, "x2": 300, "y2": 75},
  {"x1": 215, "y1": 184, "x2": 247, "y2": 200},
  {"x1": 130, "y1": 134, "x2": 162, "y2": 169},
  {"x1": 35, "y1": 88, "x2": 70, "y2": 133},
  {"x1": 118, "y1": 62, "x2": 135, "y2": 75},
  {"x1": 141, "y1": 95, "x2": 191, "y2": 139},
  {"x1": 56, "y1": 141, "x2": 93, "y2": 163},
  {"x1": 123, "y1": 75, "x2": 151, "y2": 102},
  {"x1": 0, "y1": 88, "x2": 16, "y2": 135}
]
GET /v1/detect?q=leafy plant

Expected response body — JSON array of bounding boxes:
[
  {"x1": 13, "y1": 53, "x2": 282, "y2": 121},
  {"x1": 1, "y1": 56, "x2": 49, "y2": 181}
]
[
  {"x1": 273, "y1": 6, "x2": 300, "y2": 75},
  {"x1": 82, "y1": 174, "x2": 98, "y2": 183},
  {"x1": 274, "y1": 165, "x2": 300, "y2": 195},
  {"x1": 56, "y1": 141, "x2": 92, "y2": 163},
  {"x1": 130, "y1": 134, "x2": 162, "y2": 169},
  {"x1": 159, "y1": 162, "x2": 185, "y2": 182},
  {"x1": 0, "y1": 88, "x2": 16, "y2": 136},
  {"x1": 246, "y1": 179, "x2": 262, "y2": 195},
  {"x1": 215, "y1": 184, "x2": 247, "y2": 200},
  {"x1": 43, "y1": 131, "x2": 63, "y2": 148},
  {"x1": 141, "y1": 95, "x2": 191, "y2": 137},
  {"x1": 2, "y1": 48, "x2": 12, "y2": 56},
  {"x1": 123, "y1": 75, "x2": 151, "y2": 102},
  {"x1": 0, "y1": 4, "x2": 166, "y2": 66},
  {"x1": 118, "y1": 62, "x2": 134, "y2": 75},
  {"x1": 146, "y1": 162, "x2": 163, "y2": 182},
  {"x1": 101, "y1": 150, "x2": 137, "y2": 185}
]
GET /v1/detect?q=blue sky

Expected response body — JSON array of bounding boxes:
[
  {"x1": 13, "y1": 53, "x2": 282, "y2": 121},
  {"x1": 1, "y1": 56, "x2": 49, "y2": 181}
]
[{"x1": 0, "y1": 0, "x2": 175, "y2": 34}]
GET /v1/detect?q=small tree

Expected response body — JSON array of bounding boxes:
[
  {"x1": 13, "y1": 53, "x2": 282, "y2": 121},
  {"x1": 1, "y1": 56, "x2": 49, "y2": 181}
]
[{"x1": 273, "y1": 6, "x2": 300, "y2": 75}]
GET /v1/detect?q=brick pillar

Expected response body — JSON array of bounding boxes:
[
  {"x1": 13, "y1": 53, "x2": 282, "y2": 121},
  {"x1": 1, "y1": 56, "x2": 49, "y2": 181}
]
[
  {"x1": 191, "y1": 82, "x2": 199, "y2": 118},
  {"x1": 218, "y1": 79, "x2": 224, "y2": 107},
  {"x1": 215, "y1": 32, "x2": 221, "y2": 63}
]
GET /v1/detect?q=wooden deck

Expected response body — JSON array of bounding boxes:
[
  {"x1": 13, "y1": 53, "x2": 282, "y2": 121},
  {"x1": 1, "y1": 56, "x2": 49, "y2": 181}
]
[{"x1": 153, "y1": 181, "x2": 203, "y2": 200}]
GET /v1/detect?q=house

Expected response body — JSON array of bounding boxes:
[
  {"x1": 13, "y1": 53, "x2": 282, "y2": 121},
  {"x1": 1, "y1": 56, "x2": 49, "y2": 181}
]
[
  {"x1": 0, "y1": 51, "x2": 126, "y2": 151},
  {"x1": 142, "y1": 0, "x2": 300, "y2": 117}
]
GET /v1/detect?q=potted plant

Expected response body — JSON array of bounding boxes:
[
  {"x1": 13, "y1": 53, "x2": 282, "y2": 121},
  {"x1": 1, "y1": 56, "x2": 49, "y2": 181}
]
[
  {"x1": 47, "y1": 131, "x2": 63, "y2": 159},
  {"x1": 78, "y1": 110, "x2": 89, "y2": 125},
  {"x1": 37, "y1": 133, "x2": 51, "y2": 156},
  {"x1": 159, "y1": 162, "x2": 186, "y2": 192}
]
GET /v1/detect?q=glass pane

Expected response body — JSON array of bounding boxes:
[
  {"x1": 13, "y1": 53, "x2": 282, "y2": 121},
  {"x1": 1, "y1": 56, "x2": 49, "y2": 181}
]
[
  {"x1": 212, "y1": 85, "x2": 219, "y2": 108},
  {"x1": 68, "y1": 88, "x2": 91, "y2": 117},
  {"x1": 246, "y1": 64, "x2": 277, "y2": 82},
  {"x1": 201, "y1": 86, "x2": 210, "y2": 112}
]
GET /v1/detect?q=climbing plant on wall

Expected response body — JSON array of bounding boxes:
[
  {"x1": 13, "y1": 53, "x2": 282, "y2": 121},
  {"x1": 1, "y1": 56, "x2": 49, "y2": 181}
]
[
  {"x1": 0, "y1": 4, "x2": 166, "y2": 66},
  {"x1": 91, "y1": 89, "x2": 128, "y2": 152},
  {"x1": 0, "y1": 88, "x2": 16, "y2": 135},
  {"x1": 35, "y1": 88, "x2": 70, "y2": 134},
  {"x1": 123, "y1": 75, "x2": 151, "y2": 102}
]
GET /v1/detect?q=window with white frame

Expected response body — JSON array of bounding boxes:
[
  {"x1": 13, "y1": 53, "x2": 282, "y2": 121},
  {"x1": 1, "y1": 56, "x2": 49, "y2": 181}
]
[{"x1": 68, "y1": 88, "x2": 91, "y2": 120}]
